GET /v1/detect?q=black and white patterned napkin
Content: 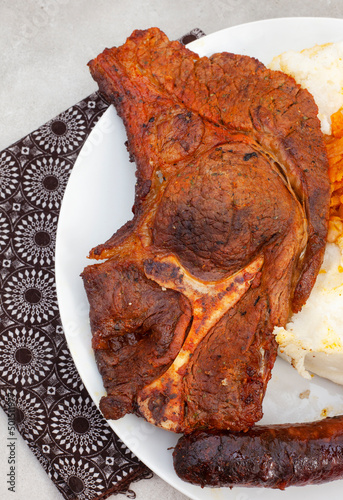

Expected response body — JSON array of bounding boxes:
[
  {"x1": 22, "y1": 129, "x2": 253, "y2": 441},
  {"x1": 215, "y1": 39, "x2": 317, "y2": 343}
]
[{"x1": 0, "y1": 28, "x2": 205, "y2": 500}]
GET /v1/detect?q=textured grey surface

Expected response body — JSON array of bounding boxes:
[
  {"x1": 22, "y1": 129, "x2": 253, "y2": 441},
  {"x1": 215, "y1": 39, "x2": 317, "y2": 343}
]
[{"x1": 1, "y1": 1, "x2": 343, "y2": 499}]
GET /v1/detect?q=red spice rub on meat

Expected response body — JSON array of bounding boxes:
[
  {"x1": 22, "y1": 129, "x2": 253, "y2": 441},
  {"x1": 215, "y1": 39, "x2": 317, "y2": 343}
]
[{"x1": 82, "y1": 28, "x2": 330, "y2": 434}]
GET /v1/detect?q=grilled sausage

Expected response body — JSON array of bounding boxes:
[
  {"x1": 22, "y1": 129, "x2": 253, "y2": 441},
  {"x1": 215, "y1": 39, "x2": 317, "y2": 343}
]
[{"x1": 173, "y1": 415, "x2": 343, "y2": 489}]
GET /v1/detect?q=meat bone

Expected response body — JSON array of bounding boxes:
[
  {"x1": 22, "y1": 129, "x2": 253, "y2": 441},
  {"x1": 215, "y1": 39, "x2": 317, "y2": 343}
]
[{"x1": 137, "y1": 253, "x2": 264, "y2": 431}]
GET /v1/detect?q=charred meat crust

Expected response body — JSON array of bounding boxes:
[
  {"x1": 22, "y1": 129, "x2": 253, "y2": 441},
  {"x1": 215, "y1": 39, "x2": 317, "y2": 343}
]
[
  {"x1": 88, "y1": 28, "x2": 330, "y2": 311},
  {"x1": 83, "y1": 28, "x2": 330, "y2": 432},
  {"x1": 173, "y1": 415, "x2": 343, "y2": 489},
  {"x1": 82, "y1": 258, "x2": 192, "y2": 419}
]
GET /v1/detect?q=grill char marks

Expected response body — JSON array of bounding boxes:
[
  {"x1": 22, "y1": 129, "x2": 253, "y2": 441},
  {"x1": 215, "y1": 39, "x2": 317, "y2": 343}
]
[{"x1": 82, "y1": 28, "x2": 330, "y2": 433}]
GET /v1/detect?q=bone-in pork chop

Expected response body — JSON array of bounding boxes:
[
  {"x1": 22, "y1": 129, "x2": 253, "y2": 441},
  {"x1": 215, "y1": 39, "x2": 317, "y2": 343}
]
[{"x1": 82, "y1": 28, "x2": 330, "y2": 433}]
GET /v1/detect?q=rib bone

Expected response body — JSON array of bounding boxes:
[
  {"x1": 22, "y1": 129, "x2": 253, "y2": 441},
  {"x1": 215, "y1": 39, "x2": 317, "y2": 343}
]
[{"x1": 138, "y1": 254, "x2": 264, "y2": 431}]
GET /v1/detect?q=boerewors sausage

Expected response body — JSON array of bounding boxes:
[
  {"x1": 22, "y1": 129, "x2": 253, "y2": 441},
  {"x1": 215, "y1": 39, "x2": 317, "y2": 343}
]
[{"x1": 173, "y1": 415, "x2": 343, "y2": 489}]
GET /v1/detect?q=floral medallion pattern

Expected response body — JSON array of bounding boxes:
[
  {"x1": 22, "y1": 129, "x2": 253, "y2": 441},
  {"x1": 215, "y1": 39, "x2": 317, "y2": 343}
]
[
  {"x1": 23, "y1": 155, "x2": 73, "y2": 211},
  {"x1": 2, "y1": 268, "x2": 58, "y2": 325},
  {"x1": 0, "y1": 150, "x2": 20, "y2": 202},
  {"x1": 0, "y1": 386, "x2": 48, "y2": 443},
  {"x1": 56, "y1": 341, "x2": 86, "y2": 391},
  {"x1": 51, "y1": 456, "x2": 106, "y2": 500},
  {"x1": 31, "y1": 107, "x2": 88, "y2": 156},
  {"x1": 0, "y1": 326, "x2": 55, "y2": 386},
  {"x1": 0, "y1": 208, "x2": 11, "y2": 253},
  {"x1": 13, "y1": 211, "x2": 57, "y2": 267},
  {"x1": 50, "y1": 394, "x2": 111, "y2": 455}
]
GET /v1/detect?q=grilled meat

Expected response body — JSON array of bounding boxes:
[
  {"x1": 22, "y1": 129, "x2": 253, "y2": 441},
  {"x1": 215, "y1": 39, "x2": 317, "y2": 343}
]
[{"x1": 82, "y1": 28, "x2": 330, "y2": 433}]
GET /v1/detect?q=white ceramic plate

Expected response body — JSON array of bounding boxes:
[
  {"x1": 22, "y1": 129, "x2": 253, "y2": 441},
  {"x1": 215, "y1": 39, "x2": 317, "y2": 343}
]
[{"x1": 56, "y1": 18, "x2": 343, "y2": 500}]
